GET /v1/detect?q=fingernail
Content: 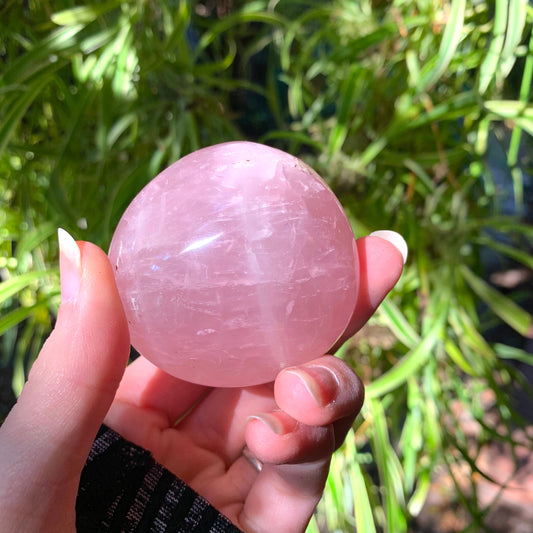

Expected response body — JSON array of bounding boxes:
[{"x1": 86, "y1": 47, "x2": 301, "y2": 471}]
[
  {"x1": 283, "y1": 365, "x2": 340, "y2": 407},
  {"x1": 247, "y1": 413, "x2": 295, "y2": 435},
  {"x1": 370, "y1": 230, "x2": 408, "y2": 264},
  {"x1": 58, "y1": 228, "x2": 81, "y2": 302}
]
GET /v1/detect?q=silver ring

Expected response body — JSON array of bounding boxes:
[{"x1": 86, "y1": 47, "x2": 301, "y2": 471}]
[{"x1": 242, "y1": 446, "x2": 263, "y2": 472}]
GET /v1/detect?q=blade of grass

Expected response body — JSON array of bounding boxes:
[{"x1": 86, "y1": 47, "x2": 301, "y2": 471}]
[
  {"x1": 494, "y1": 343, "x2": 533, "y2": 365},
  {"x1": 359, "y1": 91, "x2": 477, "y2": 166},
  {"x1": 460, "y1": 265, "x2": 533, "y2": 338},
  {"x1": 1, "y1": 24, "x2": 83, "y2": 86},
  {"x1": 343, "y1": 432, "x2": 377, "y2": 532},
  {"x1": 474, "y1": 218, "x2": 533, "y2": 238},
  {"x1": 484, "y1": 100, "x2": 533, "y2": 119},
  {"x1": 379, "y1": 299, "x2": 421, "y2": 349},
  {"x1": 351, "y1": 461, "x2": 377, "y2": 533},
  {"x1": 366, "y1": 398, "x2": 407, "y2": 533},
  {"x1": 0, "y1": 271, "x2": 50, "y2": 306},
  {"x1": 112, "y1": 25, "x2": 136, "y2": 98},
  {"x1": 47, "y1": 85, "x2": 98, "y2": 223},
  {"x1": 328, "y1": 65, "x2": 363, "y2": 156},
  {"x1": 197, "y1": 10, "x2": 286, "y2": 52},
  {"x1": 14, "y1": 222, "x2": 57, "y2": 270},
  {"x1": 0, "y1": 65, "x2": 60, "y2": 159},
  {"x1": 511, "y1": 117, "x2": 533, "y2": 137},
  {"x1": 399, "y1": 379, "x2": 424, "y2": 493},
  {"x1": 51, "y1": 0, "x2": 123, "y2": 26},
  {"x1": 407, "y1": 471, "x2": 431, "y2": 517},
  {"x1": 279, "y1": 7, "x2": 332, "y2": 71},
  {"x1": 417, "y1": 0, "x2": 466, "y2": 92},
  {"x1": 304, "y1": 516, "x2": 320, "y2": 533},
  {"x1": 507, "y1": 21, "x2": 533, "y2": 214},
  {"x1": 499, "y1": 0, "x2": 527, "y2": 78},
  {"x1": 407, "y1": 91, "x2": 478, "y2": 129},
  {"x1": 475, "y1": 236, "x2": 533, "y2": 270},
  {"x1": 404, "y1": 158, "x2": 437, "y2": 193},
  {"x1": 0, "y1": 300, "x2": 54, "y2": 337},
  {"x1": 444, "y1": 338, "x2": 477, "y2": 376},
  {"x1": 366, "y1": 313, "x2": 445, "y2": 399},
  {"x1": 479, "y1": 0, "x2": 508, "y2": 94}
]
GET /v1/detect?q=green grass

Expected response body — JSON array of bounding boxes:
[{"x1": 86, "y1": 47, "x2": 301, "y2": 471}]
[{"x1": 1, "y1": 1, "x2": 533, "y2": 531}]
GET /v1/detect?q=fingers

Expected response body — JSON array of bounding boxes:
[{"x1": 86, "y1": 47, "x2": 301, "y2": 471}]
[
  {"x1": 239, "y1": 460, "x2": 331, "y2": 533},
  {"x1": 174, "y1": 385, "x2": 278, "y2": 463},
  {"x1": 275, "y1": 355, "x2": 364, "y2": 427},
  {"x1": 0, "y1": 232, "x2": 130, "y2": 530},
  {"x1": 240, "y1": 356, "x2": 362, "y2": 532},
  {"x1": 331, "y1": 231, "x2": 406, "y2": 351},
  {"x1": 245, "y1": 356, "x2": 362, "y2": 464},
  {"x1": 245, "y1": 411, "x2": 334, "y2": 465}
]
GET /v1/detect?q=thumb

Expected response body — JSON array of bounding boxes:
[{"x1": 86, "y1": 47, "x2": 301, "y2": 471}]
[
  {"x1": 331, "y1": 231, "x2": 407, "y2": 351},
  {"x1": 0, "y1": 230, "x2": 130, "y2": 531}
]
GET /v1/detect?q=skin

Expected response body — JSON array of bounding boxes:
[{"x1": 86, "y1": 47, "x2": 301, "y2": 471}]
[{"x1": 0, "y1": 235, "x2": 403, "y2": 533}]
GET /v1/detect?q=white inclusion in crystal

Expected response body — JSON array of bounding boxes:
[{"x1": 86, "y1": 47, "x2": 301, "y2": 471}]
[
  {"x1": 232, "y1": 159, "x2": 254, "y2": 168},
  {"x1": 180, "y1": 233, "x2": 223, "y2": 254},
  {"x1": 197, "y1": 329, "x2": 216, "y2": 336},
  {"x1": 285, "y1": 300, "x2": 295, "y2": 316}
]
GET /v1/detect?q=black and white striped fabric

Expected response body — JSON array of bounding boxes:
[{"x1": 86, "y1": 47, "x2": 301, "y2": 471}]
[{"x1": 76, "y1": 426, "x2": 243, "y2": 533}]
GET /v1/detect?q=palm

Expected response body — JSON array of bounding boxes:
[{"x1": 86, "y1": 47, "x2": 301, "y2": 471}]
[{"x1": 104, "y1": 356, "x2": 348, "y2": 532}]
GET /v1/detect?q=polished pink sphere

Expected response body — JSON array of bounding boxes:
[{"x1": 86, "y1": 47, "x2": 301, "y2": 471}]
[{"x1": 109, "y1": 142, "x2": 358, "y2": 387}]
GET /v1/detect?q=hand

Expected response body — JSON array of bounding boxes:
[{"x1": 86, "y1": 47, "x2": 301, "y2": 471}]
[{"x1": 0, "y1": 230, "x2": 405, "y2": 533}]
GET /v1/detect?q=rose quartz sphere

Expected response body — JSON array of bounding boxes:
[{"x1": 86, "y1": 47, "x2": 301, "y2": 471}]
[{"x1": 109, "y1": 141, "x2": 358, "y2": 387}]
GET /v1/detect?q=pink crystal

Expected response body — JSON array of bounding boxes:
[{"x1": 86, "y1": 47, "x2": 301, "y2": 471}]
[{"x1": 109, "y1": 142, "x2": 358, "y2": 387}]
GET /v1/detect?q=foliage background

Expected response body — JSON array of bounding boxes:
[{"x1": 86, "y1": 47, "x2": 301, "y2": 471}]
[{"x1": 1, "y1": 0, "x2": 533, "y2": 531}]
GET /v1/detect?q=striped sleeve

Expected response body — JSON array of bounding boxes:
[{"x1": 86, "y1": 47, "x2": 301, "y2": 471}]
[{"x1": 76, "y1": 425, "x2": 243, "y2": 533}]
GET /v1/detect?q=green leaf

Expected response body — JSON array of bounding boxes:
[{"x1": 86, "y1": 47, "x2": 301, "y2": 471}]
[
  {"x1": 51, "y1": 0, "x2": 123, "y2": 26},
  {"x1": 403, "y1": 158, "x2": 437, "y2": 193},
  {"x1": 379, "y1": 299, "x2": 420, "y2": 349},
  {"x1": 407, "y1": 471, "x2": 431, "y2": 517},
  {"x1": 500, "y1": 0, "x2": 528, "y2": 77},
  {"x1": 328, "y1": 65, "x2": 363, "y2": 155},
  {"x1": 479, "y1": 0, "x2": 508, "y2": 94},
  {"x1": 106, "y1": 113, "x2": 138, "y2": 150},
  {"x1": 0, "y1": 67, "x2": 58, "y2": 159},
  {"x1": 198, "y1": 10, "x2": 286, "y2": 52},
  {"x1": 351, "y1": 461, "x2": 377, "y2": 533},
  {"x1": 450, "y1": 308, "x2": 497, "y2": 364},
  {"x1": 461, "y1": 265, "x2": 533, "y2": 338},
  {"x1": 484, "y1": 100, "x2": 533, "y2": 119},
  {"x1": 366, "y1": 315, "x2": 445, "y2": 399},
  {"x1": 475, "y1": 236, "x2": 533, "y2": 270},
  {"x1": 0, "y1": 271, "x2": 49, "y2": 306},
  {"x1": 15, "y1": 223, "x2": 58, "y2": 270},
  {"x1": 444, "y1": 338, "x2": 477, "y2": 376},
  {"x1": 512, "y1": 117, "x2": 533, "y2": 137},
  {"x1": 366, "y1": 399, "x2": 407, "y2": 533},
  {"x1": 494, "y1": 343, "x2": 533, "y2": 365},
  {"x1": 304, "y1": 516, "x2": 320, "y2": 533},
  {"x1": 1, "y1": 25, "x2": 83, "y2": 86},
  {"x1": 0, "y1": 301, "x2": 51, "y2": 337},
  {"x1": 407, "y1": 91, "x2": 478, "y2": 129},
  {"x1": 418, "y1": 0, "x2": 466, "y2": 91}
]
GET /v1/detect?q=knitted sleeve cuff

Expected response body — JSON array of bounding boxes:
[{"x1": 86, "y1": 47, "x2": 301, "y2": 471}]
[{"x1": 76, "y1": 425, "x2": 243, "y2": 533}]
